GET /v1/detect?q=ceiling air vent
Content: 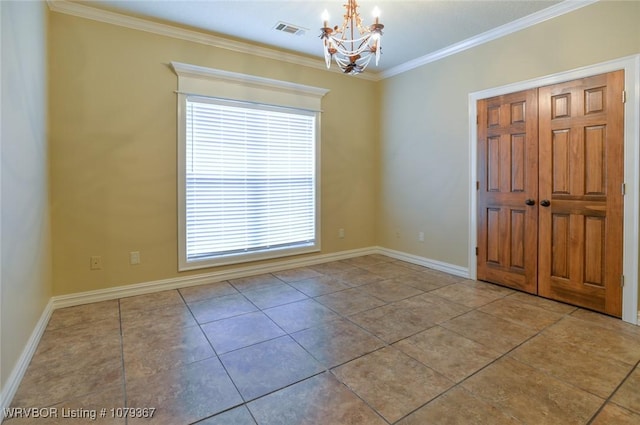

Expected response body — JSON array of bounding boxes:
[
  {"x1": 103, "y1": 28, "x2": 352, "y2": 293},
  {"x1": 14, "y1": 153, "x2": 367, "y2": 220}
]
[{"x1": 274, "y1": 22, "x2": 307, "y2": 36}]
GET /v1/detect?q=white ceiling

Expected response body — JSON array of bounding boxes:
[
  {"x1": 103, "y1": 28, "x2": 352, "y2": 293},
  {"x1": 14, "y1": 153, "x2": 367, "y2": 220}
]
[{"x1": 80, "y1": 0, "x2": 566, "y2": 74}]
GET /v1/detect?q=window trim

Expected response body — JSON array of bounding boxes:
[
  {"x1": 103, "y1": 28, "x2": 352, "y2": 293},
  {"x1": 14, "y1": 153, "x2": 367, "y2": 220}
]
[{"x1": 172, "y1": 62, "x2": 329, "y2": 271}]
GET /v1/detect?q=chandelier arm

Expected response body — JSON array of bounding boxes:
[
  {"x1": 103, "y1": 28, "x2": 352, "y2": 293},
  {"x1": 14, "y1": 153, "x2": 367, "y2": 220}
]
[{"x1": 320, "y1": 0, "x2": 383, "y2": 74}]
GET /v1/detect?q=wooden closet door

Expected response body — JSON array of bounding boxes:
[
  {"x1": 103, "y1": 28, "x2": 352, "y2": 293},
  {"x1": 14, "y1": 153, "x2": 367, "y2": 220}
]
[
  {"x1": 477, "y1": 89, "x2": 539, "y2": 294},
  {"x1": 537, "y1": 71, "x2": 624, "y2": 317}
]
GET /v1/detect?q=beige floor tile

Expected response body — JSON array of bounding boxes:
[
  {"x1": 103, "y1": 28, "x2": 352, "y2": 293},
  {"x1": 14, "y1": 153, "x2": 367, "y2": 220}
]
[
  {"x1": 479, "y1": 297, "x2": 566, "y2": 331},
  {"x1": 360, "y1": 279, "x2": 424, "y2": 302},
  {"x1": 46, "y1": 300, "x2": 120, "y2": 331},
  {"x1": 340, "y1": 255, "x2": 393, "y2": 268},
  {"x1": 119, "y1": 290, "x2": 184, "y2": 315},
  {"x1": 506, "y1": 291, "x2": 577, "y2": 314},
  {"x1": 188, "y1": 293, "x2": 258, "y2": 324},
  {"x1": 220, "y1": 336, "x2": 324, "y2": 400},
  {"x1": 228, "y1": 274, "x2": 283, "y2": 292},
  {"x1": 248, "y1": 373, "x2": 386, "y2": 425},
  {"x1": 509, "y1": 333, "x2": 633, "y2": 398},
  {"x1": 121, "y1": 303, "x2": 197, "y2": 333},
  {"x1": 272, "y1": 267, "x2": 323, "y2": 283},
  {"x1": 410, "y1": 292, "x2": 473, "y2": 319},
  {"x1": 358, "y1": 262, "x2": 417, "y2": 279},
  {"x1": 391, "y1": 260, "x2": 431, "y2": 272},
  {"x1": 314, "y1": 288, "x2": 386, "y2": 315},
  {"x1": 591, "y1": 403, "x2": 640, "y2": 425},
  {"x1": 197, "y1": 406, "x2": 257, "y2": 425},
  {"x1": 395, "y1": 271, "x2": 454, "y2": 292},
  {"x1": 242, "y1": 284, "x2": 308, "y2": 309},
  {"x1": 12, "y1": 354, "x2": 123, "y2": 408},
  {"x1": 332, "y1": 347, "x2": 453, "y2": 423},
  {"x1": 30, "y1": 318, "x2": 121, "y2": 370},
  {"x1": 543, "y1": 316, "x2": 640, "y2": 365},
  {"x1": 287, "y1": 275, "x2": 350, "y2": 297},
  {"x1": 291, "y1": 319, "x2": 384, "y2": 368},
  {"x1": 263, "y1": 299, "x2": 341, "y2": 333},
  {"x1": 12, "y1": 319, "x2": 123, "y2": 407},
  {"x1": 396, "y1": 387, "x2": 521, "y2": 425},
  {"x1": 201, "y1": 311, "x2": 285, "y2": 354},
  {"x1": 421, "y1": 269, "x2": 467, "y2": 286},
  {"x1": 611, "y1": 365, "x2": 640, "y2": 414},
  {"x1": 123, "y1": 325, "x2": 215, "y2": 379},
  {"x1": 441, "y1": 310, "x2": 538, "y2": 353},
  {"x1": 126, "y1": 357, "x2": 243, "y2": 425},
  {"x1": 348, "y1": 299, "x2": 440, "y2": 343},
  {"x1": 331, "y1": 268, "x2": 385, "y2": 287},
  {"x1": 394, "y1": 326, "x2": 501, "y2": 382},
  {"x1": 179, "y1": 281, "x2": 238, "y2": 303},
  {"x1": 429, "y1": 283, "x2": 502, "y2": 307},
  {"x1": 571, "y1": 308, "x2": 640, "y2": 337},
  {"x1": 462, "y1": 357, "x2": 603, "y2": 425},
  {"x1": 308, "y1": 261, "x2": 359, "y2": 275}
]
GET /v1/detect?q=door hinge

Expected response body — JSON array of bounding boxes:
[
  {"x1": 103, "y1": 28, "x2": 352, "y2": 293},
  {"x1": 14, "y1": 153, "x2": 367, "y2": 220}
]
[
  {"x1": 476, "y1": 115, "x2": 479, "y2": 125},
  {"x1": 622, "y1": 90, "x2": 626, "y2": 104},
  {"x1": 622, "y1": 182, "x2": 626, "y2": 195},
  {"x1": 476, "y1": 181, "x2": 480, "y2": 191},
  {"x1": 621, "y1": 275, "x2": 625, "y2": 287},
  {"x1": 475, "y1": 247, "x2": 478, "y2": 256}
]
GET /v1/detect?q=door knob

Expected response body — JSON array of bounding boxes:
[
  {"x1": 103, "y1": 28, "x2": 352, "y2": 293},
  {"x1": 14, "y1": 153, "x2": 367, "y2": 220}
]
[
  {"x1": 525, "y1": 199, "x2": 535, "y2": 206},
  {"x1": 540, "y1": 199, "x2": 551, "y2": 207}
]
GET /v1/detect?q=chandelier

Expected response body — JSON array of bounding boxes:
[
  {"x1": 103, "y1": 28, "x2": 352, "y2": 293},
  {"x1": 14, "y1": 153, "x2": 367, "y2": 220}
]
[{"x1": 320, "y1": 1, "x2": 384, "y2": 75}]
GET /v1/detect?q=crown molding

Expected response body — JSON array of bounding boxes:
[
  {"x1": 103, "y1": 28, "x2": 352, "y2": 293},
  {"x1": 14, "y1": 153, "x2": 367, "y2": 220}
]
[
  {"x1": 380, "y1": 0, "x2": 599, "y2": 79},
  {"x1": 47, "y1": 0, "x2": 598, "y2": 82},
  {"x1": 46, "y1": 0, "x2": 380, "y2": 82}
]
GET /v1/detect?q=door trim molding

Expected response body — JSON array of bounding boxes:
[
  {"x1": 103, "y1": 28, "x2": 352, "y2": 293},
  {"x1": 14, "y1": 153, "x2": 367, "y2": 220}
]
[{"x1": 468, "y1": 54, "x2": 640, "y2": 324}]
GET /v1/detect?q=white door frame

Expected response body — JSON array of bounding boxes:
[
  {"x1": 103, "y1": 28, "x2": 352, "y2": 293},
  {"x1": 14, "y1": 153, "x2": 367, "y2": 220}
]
[{"x1": 468, "y1": 54, "x2": 640, "y2": 324}]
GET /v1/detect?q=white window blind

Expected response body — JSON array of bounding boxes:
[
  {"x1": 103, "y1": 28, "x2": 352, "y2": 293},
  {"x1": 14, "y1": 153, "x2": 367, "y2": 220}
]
[{"x1": 184, "y1": 96, "x2": 317, "y2": 265}]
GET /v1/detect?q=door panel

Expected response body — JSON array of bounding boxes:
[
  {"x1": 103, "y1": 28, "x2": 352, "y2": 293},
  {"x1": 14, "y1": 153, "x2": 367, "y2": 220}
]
[
  {"x1": 538, "y1": 71, "x2": 624, "y2": 317},
  {"x1": 477, "y1": 71, "x2": 624, "y2": 317},
  {"x1": 477, "y1": 89, "x2": 538, "y2": 294}
]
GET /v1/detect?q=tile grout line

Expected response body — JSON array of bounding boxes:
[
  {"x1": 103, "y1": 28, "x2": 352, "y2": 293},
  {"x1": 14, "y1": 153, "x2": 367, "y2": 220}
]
[
  {"x1": 585, "y1": 358, "x2": 640, "y2": 425},
  {"x1": 389, "y1": 301, "x2": 570, "y2": 424},
  {"x1": 176, "y1": 288, "x2": 254, "y2": 422},
  {"x1": 116, "y1": 300, "x2": 129, "y2": 425}
]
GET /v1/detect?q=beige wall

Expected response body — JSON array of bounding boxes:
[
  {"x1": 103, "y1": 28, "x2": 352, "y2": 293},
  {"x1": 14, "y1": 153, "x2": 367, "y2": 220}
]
[
  {"x1": 1, "y1": 1, "x2": 51, "y2": 392},
  {"x1": 378, "y1": 1, "x2": 640, "y2": 270},
  {"x1": 49, "y1": 12, "x2": 379, "y2": 295}
]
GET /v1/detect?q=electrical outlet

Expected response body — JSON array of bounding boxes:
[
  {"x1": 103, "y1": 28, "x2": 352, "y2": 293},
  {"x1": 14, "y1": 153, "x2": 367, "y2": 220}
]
[
  {"x1": 130, "y1": 251, "x2": 141, "y2": 265},
  {"x1": 418, "y1": 231, "x2": 425, "y2": 242},
  {"x1": 338, "y1": 228, "x2": 345, "y2": 239},
  {"x1": 90, "y1": 256, "x2": 102, "y2": 270}
]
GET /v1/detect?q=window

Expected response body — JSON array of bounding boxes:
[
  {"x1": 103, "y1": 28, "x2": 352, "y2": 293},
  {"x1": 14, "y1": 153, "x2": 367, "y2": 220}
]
[{"x1": 173, "y1": 63, "x2": 328, "y2": 270}]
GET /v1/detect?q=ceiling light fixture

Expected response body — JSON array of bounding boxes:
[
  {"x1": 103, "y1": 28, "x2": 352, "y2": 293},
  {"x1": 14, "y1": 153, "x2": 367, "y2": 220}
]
[{"x1": 320, "y1": 0, "x2": 384, "y2": 75}]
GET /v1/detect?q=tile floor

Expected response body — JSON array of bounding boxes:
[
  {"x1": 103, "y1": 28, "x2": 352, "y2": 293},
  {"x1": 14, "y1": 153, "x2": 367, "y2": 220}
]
[{"x1": 5, "y1": 254, "x2": 640, "y2": 424}]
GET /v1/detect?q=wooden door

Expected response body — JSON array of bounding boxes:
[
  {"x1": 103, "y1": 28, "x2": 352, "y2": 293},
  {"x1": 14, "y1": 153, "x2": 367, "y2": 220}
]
[
  {"x1": 538, "y1": 71, "x2": 624, "y2": 317},
  {"x1": 477, "y1": 89, "x2": 539, "y2": 294}
]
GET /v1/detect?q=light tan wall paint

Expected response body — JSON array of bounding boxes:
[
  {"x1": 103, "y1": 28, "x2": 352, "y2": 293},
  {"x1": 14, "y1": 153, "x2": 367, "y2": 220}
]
[
  {"x1": 379, "y1": 0, "x2": 639, "y2": 268},
  {"x1": 1, "y1": 1, "x2": 51, "y2": 390},
  {"x1": 49, "y1": 12, "x2": 379, "y2": 295}
]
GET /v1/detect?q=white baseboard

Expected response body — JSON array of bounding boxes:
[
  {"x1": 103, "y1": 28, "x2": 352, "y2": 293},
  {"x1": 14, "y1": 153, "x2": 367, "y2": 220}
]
[
  {"x1": 52, "y1": 246, "x2": 380, "y2": 309},
  {"x1": 0, "y1": 299, "x2": 54, "y2": 421},
  {"x1": 377, "y1": 247, "x2": 470, "y2": 278}
]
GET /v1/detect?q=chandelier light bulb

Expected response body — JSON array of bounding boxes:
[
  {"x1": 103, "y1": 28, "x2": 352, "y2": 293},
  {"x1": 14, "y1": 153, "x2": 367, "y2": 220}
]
[
  {"x1": 372, "y1": 6, "x2": 381, "y2": 22},
  {"x1": 321, "y1": 9, "x2": 330, "y2": 27}
]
